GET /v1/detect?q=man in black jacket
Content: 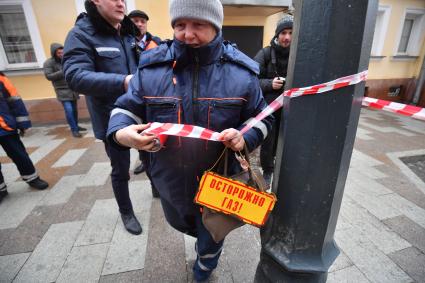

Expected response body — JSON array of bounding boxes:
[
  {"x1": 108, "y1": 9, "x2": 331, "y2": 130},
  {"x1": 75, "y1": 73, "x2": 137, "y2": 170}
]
[
  {"x1": 254, "y1": 15, "x2": 293, "y2": 186},
  {"x1": 63, "y1": 0, "x2": 150, "y2": 235}
]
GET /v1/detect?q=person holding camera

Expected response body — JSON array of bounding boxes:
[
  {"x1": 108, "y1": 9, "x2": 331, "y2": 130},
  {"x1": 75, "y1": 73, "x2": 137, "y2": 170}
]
[{"x1": 254, "y1": 15, "x2": 293, "y2": 186}]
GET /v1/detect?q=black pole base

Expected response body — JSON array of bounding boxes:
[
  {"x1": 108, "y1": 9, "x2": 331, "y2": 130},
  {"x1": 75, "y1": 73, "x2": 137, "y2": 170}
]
[{"x1": 254, "y1": 253, "x2": 328, "y2": 283}]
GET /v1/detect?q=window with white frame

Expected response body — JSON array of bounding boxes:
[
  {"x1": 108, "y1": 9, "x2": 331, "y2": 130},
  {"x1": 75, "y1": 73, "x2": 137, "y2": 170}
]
[
  {"x1": 371, "y1": 5, "x2": 391, "y2": 56},
  {"x1": 0, "y1": 0, "x2": 45, "y2": 70},
  {"x1": 74, "y1": 0, "x2": 136, "y2": 15},
  {"x1": 396, "y1": 8, "x2": 425, "y2": 56}
]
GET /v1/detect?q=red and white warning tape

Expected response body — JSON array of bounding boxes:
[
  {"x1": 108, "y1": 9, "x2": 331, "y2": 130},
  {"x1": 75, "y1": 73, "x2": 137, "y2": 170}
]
[
  {"x1": 143, "y1": 70, "x2": 424, "y2": 142},
  {"x1": 362, "y1": 97, "x2": 425, "y2": 121},
  {"x1": 240, "y1": 70, "x2": 368, "y2": 133}
]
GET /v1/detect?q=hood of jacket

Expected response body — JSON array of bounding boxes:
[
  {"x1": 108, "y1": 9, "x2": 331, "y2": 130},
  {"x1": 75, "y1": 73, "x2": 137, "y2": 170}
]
[
  {"x1": 50, "y1": 43, "x2": 63, "y2": 61},
  {"x1": 77, "y1": 0, "x2": 138, "y2": 37}
]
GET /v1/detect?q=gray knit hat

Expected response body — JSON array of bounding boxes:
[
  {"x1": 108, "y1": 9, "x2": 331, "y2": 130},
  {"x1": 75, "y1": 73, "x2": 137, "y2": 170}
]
[
  {"x1": 275, "y1": 14, "x2": 294, "y2": 36},
  {"x1": 169, "y1": 0, "x2": 224, "y2": 31}
]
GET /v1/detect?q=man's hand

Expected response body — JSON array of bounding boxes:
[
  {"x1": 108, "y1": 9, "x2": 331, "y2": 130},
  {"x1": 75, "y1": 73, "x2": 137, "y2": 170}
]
[
  {"x1": 115, "y1": 124, "x2": 157, "y2": 151},
  {"x1": 124, "y1": 75, "x2": 133, "y2": 92},
  {"x1": 218, "y1": 128, "x2": 245, "y2": 152},
  {"x1": 272, "y1": 77, "x2": 284, "y2": 90},
  {"x1": 18, "y1": 128, "x2": 26, "y2": 137}
]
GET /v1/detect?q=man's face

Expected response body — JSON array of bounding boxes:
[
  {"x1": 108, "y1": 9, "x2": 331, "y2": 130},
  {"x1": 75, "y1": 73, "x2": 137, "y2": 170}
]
[
  {"x1": 131, "y1": 16, "x2": 147, "y2": 36},
  {"x1": 174, "y1": 19, "x2": 217, "y2": 48},
  {"x1": 92, "y1": 0, "x2": 125, "y2": 27},
  {"x1": 55, "y1": 48, "x2": 64, "y2": 59},
  {"x1": 278, "y1": 28, "x2": 292, "y2": 48}
]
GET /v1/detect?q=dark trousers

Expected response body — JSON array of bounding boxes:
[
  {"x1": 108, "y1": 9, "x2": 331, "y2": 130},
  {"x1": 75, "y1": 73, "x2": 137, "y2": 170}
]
[
  {"x1": 61, "y1": 100, "x2": 79, "y2": 132},
  {"x1": 260, "y1": 109, "x2": 282, "y2": 173},
  {"x1": 0, "y1": 133, "x2": 38, "y2": 187},
  {"x1": 104, "y1": 141, "x2": 133, "y2": 214},
  {"x1": 139, "y1": 151, "x2": 157, "y2": 191}
]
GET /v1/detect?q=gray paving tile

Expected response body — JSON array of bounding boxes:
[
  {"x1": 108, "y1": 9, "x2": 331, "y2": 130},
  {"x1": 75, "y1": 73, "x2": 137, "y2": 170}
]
[
  {"x1": 0, "y1": 163, "x2": 20, "y2": 183},
  {"x1": 102, "y1": 183, "x2": 153, "y2": 276},
  {"x1": 362, "y1": 123, "x2": 418, "y2": 137},
  {"x1": 102, "y1": 211, "x2": 148, "y2": 276},
  {"x1": 99, "y1": 270, "x2": 145, "y2": 283},
  {"x1": 55, "y1": 186, "x2": 98, "y2": 223},
  {"x1": 52, "y1": 148, "x2": 87, "y2": 168},
  {"x1": 78, "y1": 162, "x2": 111, "y2": 187},
  {"x1": 65, "y1": 142, "x2": 109, "y2": 176},
  {"x1": 29, "y1": 138, "x2": 65, "y2": 164},
  {"x1": 327, "y1": 266, "x2": 370, "y2": 283},
  {"x1": 388, "y1": 247, "x2": 425, "y2": 283},
  {"x1": 74, "y1": 199, "x2": 119, "y2": 246},
  {"x1": 0, "y1": 229, "x2": 13, "y2": 250},
  {"x1": 0, "y1": 253, "x2": 30, "y2": 283},
  {"x1": 56, "y1": 243, "x2": 109, "y2": 283},
  {"x1": 329, "y1": 251, "x2": 353, "y2": 272},
  {"x1": 350, "y1": 149, "x2": 384, "y2": 168},
  {"x1": 222, "y1": 224, "x2": 261, "y2": 282},
  {"x1": 345, "y1": 188, "x2": 401, "y2": 221},
  {"x1": 0, "y1": 182, "x2": 48, "y2": 229},
  {"x1": 383, "y1": 216, "x2": 425, "y2": 254},
  {"x1": 40, "y1": 175, "x2": 84, "y2": 206},
  {"x1": 340, "y1": 197, "x2": 410, "y2": 254},
  {"x1": 143, "y1": 200, "x2": 186, "y2": 282},
  {"x1": 380, "y1": 193, "x2": 425, "y2": 229},
  {"x1": 336, "y1": 228, "x2": 412, "y2": 283},
  {"x1": 386, "y1": 149, "x2": 425, "y2": 195},
  {"x1": 376, "y1": 168, "x2": 425, "y2": 210},
  {"x1": 14, "y1": 221, "x2": 83, "y2": 283},
  {"x1": 0, "y1": 204, "x2": 62, "y2": 256}
]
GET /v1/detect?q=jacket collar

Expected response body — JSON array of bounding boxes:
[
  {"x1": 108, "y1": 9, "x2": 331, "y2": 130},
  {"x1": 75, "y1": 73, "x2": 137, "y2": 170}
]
[{"x1": 173, "y1": 32, "x2": 223, "y2": 69}]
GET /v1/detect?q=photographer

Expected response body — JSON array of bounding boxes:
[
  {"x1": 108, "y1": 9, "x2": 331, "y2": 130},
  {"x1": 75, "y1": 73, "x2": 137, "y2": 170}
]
[{"x1": 254, "y1": 15, "x2": 293, "y2": 186}]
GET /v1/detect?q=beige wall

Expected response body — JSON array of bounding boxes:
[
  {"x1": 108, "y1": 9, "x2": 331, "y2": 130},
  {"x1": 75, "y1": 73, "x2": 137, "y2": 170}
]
[
  {"x1": 134, "y1": 0, "x2": 173, "y2": 40},
  {"x1": 367, "y1": 0, "x2": 425, "y2": 79}
]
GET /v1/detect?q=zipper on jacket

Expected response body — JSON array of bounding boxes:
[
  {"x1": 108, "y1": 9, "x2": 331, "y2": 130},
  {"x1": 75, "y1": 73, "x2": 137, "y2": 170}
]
[{"x1": 192, "y1": 53, "x2": 200, "y2": 122}]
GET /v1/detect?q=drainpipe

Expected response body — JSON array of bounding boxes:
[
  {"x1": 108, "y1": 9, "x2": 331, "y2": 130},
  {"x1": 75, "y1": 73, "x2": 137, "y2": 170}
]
[{"x1": 412, "y1": 55, "x2": 425, "y2": 105}]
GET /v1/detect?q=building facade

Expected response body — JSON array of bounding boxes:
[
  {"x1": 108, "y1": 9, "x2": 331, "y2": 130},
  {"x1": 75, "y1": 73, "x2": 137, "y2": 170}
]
[
  {"x1": 0, "y1": 0, "x2": 423, "y2": 124},
  {"x1": 367, "y1": 0, "x2": 425, "y2": 107}
]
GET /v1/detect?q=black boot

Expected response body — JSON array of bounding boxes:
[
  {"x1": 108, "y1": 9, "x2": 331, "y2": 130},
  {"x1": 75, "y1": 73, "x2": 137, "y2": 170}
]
[
  {"x1": 133, "y1": 163, "x2": 146, "y2": 174},
  {"x1": 27, "y1": 177, "x2": 49, "y2": 190},
  {"x1": 121, "y1": 212, "x2": 142, "y2": 235},
  {"x1": 77, "y1": 126, "x2": 87, "y2": 132}
]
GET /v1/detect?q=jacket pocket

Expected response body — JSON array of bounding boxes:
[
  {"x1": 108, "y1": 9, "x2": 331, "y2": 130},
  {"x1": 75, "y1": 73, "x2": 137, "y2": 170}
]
[
  {"x1": 146, "y1": 100, "x2": 178, "y2": 123},
  {"x1": 208, "y1": 99, "x2": 244, "y2": 132}
]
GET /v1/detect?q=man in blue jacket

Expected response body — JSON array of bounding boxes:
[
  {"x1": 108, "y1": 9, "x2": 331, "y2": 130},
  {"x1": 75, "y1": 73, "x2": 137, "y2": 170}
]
[
  {"x1": 0, "y1": 72, "x2": 49, "y2": 203},
  {"x1": 106, "y1": 0, "x2": 273, "y2": 280},
  {"x1": 62, "y1": 0, "x2": 142, "y2": 235}
]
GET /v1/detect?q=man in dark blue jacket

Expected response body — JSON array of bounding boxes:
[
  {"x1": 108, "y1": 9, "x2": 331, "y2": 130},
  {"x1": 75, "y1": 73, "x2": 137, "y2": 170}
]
[
  {"x1": 62, "y1": 0, "x2": 143, "y2": 235},
  {"x1": 106, "y1": 0, "x2": 273, "y2": 280},
  {"x1": 0, "y1": 72, "x2": 49, "y2": 203}
]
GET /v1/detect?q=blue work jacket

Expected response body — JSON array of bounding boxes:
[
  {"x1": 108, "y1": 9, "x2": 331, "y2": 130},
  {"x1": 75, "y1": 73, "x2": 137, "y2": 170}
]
[
  {"x1": 107, "y1": 34, "x2": 273, "y2": 235},
  {"x1": 63, "y1": 13, "x2": 138, "y2": 140}
]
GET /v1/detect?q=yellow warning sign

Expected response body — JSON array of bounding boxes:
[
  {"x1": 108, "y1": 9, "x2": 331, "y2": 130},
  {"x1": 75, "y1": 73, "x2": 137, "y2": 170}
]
[{"x1": 195, "y1": 172, "x2": 276, "y2": 226}]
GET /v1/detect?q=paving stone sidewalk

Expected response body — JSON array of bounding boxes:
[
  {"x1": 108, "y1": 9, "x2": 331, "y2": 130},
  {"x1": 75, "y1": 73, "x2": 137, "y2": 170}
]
[{"x1": 0, "y1": 108, "x2": 424, "y2": 283}]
